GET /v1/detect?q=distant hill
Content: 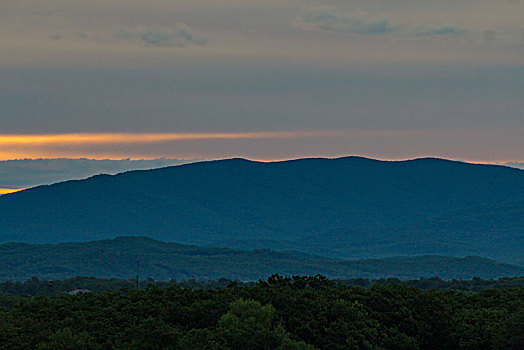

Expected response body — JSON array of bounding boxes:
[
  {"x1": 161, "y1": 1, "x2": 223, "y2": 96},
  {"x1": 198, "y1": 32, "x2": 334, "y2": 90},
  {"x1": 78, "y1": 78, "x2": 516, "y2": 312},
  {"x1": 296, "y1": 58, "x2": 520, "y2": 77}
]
[
  {"x1": 0, "y1": 158, "x2": 197, "y2": 189},
  {"x1": 1, "y1": 237, "x2": 522, "y2": 281},
  {"x1": 0, "y1": 157, "x2": 523, "y2": 261}
]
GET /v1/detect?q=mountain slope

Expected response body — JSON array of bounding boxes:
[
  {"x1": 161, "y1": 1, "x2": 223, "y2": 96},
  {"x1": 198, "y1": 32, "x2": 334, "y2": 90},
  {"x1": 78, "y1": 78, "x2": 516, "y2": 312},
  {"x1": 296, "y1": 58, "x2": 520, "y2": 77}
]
[
  {"x1": 1, "y1": 237, "x2": 522, "y2": 281},
  {"x1": 0, "y1": 157, "x2": 523, "y2": 260}
]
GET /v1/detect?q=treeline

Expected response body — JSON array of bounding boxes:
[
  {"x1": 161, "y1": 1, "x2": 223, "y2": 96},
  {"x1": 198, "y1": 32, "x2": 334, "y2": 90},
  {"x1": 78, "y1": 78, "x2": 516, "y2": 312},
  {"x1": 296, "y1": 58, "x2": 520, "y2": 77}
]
[
  {"x1": 1, "y1": 275, "x2": 523, "y2": 349},
  {"x1": 0, "y1": 277, "x2": 242, "y2": 302},
  {"x1": 342, "y1": 276, "x2": 524, "y2": 292},
  {"x1": 2, "y1": 276, "x2": 524, "y2": 299}
]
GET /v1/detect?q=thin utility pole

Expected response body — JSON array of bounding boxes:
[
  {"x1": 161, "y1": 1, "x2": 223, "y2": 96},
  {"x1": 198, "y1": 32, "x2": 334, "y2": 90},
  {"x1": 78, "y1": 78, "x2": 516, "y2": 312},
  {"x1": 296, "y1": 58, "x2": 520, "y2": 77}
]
[{"x1": 136, "y1": 260, "x2": 140, "y2": 290}]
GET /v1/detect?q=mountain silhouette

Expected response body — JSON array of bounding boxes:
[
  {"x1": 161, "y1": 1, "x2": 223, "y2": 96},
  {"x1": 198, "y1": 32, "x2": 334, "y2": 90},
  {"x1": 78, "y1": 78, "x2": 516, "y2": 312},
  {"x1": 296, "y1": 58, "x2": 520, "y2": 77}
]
[
  {"x1": 1, "y1": 237, "x2": 523, "y2": 281},
  {"x1": 1, "y1": 157, "x2": 523, "y2": 261}
]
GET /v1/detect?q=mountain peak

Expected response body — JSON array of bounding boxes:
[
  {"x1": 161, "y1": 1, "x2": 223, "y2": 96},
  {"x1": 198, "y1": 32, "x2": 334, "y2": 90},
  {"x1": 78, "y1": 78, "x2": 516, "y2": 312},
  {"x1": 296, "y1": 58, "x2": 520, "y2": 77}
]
[{"x1": 0, "y1": 156, "x2": 522, "y2": 264}]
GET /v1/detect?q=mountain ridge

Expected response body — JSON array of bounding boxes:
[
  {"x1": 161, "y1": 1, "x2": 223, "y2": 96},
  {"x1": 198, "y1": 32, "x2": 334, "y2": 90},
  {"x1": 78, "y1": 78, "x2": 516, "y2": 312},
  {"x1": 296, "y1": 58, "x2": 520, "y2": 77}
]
[
  {"x1": 1, "y1": 236, "x2": 522, "y2": 281},
  {"x1": 1, "y1": 156, "x2": 523, "y2": 261}
]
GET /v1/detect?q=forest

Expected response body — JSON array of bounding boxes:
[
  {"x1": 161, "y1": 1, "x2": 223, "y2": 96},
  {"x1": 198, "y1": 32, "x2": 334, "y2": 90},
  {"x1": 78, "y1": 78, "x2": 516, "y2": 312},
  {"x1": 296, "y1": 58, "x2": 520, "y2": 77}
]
[
  {"x1": 1, "y1": 275, "x2": 523, "y2": 349},
  {"x1": 2, "y1": 236, "x2": 523, "y2": 281}
]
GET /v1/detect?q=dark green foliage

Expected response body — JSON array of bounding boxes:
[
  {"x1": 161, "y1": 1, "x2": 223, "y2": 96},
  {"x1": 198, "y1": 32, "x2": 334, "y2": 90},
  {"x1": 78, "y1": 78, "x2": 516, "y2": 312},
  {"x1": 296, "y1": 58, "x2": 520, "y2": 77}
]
[
  {"x1": 1, "y1": 237, "x2": 523, "y2": 281},
  {"x1": 1, "y1": 157, "x2": 523, "y2": 262},
  {"x1": 3, "y1": 276, "x2": 524, "y2": 302},
  {"x1": 1, "y1": 275, "x2": 523, "y2": 349},
  {"x1": 217, "y1": 299, "x2": 310, "y2": 349},
  {"x1": 341, "y1": 276, "x2": 524, "y2": 293}
]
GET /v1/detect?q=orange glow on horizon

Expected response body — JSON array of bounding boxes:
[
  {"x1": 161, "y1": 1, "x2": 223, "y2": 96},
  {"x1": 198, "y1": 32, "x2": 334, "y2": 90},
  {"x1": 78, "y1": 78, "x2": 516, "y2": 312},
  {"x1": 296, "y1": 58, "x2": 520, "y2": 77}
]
[
  {"x1": 0, "y1": 131, "x2": 369, "y2": 145},
  {"x1": 0, "y1": 130, "x2": 421, "y2": 161},
  {"x1": 0, "y1": 188, "x2": 24, "y2": 195},
  {"x1": 0, "y1": 131, "x2": 521, "y2": 164}
]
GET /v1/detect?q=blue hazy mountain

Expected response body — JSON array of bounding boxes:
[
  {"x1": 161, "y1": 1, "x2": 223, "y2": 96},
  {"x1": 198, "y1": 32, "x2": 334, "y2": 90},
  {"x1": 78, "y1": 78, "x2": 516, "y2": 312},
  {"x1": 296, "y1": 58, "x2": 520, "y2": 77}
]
[
  {"x1": 1, "y1": 237, "x2": 523, "y2": 281},
  {"x1": 0, "y1": 158, "x2": 198, "y2": 189},
  {"x1": 0, "y1": 157, "x2": 523, "y2": 261}
]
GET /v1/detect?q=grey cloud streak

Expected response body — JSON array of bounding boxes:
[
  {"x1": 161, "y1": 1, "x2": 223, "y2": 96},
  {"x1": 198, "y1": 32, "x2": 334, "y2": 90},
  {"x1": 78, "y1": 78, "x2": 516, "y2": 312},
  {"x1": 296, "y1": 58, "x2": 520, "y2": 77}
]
[
  {"x1": 294, "y1": 7, "x2": 396, "y2": 35},
  {"x1": 116, "y1": 23, "x2": 208, "y2": 47},
  {"x1": 294, "y1": 7, "x2": 466, "y2": 38},
  {"x1": 415, "y1": 26, "x2": 465, "y2": 37}
]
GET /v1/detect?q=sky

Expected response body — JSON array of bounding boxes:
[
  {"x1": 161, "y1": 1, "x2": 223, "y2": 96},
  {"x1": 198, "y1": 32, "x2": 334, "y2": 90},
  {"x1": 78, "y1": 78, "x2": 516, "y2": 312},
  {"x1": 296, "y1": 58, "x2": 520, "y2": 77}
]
[
  {"x1": 1, "y1": 0, "x2": 523, "y2": 169},
  {"x1": 0, "y1": 158, "x2": 198, "y2": 190}
]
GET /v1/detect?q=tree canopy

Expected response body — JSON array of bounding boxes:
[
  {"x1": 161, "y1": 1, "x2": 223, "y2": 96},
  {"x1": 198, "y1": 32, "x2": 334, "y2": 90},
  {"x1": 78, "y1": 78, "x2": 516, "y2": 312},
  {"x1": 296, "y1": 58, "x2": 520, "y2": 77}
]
[{"x1": 1, "y1": 275, "x2": 523, "y2": 349}]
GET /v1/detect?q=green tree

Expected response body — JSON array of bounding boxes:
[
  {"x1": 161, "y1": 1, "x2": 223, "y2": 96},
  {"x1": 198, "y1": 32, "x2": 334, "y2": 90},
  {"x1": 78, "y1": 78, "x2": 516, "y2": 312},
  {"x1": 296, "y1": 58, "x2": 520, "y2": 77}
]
[
  {"x1": 218, "y1": 299, "x2": 313, "y2": 350},
  {"x1": 37, "y1": 328, "x2": 97, "y2": 350}
]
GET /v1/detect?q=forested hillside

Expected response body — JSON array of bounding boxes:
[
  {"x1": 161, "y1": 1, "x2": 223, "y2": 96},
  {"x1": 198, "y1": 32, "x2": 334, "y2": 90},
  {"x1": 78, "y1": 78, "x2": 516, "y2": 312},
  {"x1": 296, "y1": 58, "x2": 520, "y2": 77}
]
[
  {"x1": 1, "y1": 157, "x2": 523, "y2": 261},
  {"x1": 1, "y1": 237, "x2": 523, "y2": 281},
  {"x1": 1, "y1": 276, "x2": 523, "y2": 349}
]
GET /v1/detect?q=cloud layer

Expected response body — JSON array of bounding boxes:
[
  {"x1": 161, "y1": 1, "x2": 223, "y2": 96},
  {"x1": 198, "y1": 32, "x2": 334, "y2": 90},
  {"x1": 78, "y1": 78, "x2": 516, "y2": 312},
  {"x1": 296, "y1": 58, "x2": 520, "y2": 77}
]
[
  {"x1": 0, "y1": 0, "x2": 522, "y2": 163},
  {"x1": 1, "y1": 0, "x2": 522, "y2": 67},
  {"x1": 294, "y1": 7, "x2": 466, "y2": 39},
  {"x1": 116, "y1": 23, "x2": 208, "y2": 47},
  {"x1": 294, "y1": 8, "x2": 396, "y2": 35}
]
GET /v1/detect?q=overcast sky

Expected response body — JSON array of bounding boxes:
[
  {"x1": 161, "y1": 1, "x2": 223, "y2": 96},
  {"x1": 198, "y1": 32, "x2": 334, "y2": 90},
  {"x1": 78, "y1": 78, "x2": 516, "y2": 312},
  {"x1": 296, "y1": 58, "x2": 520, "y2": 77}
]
[{"x1": 1, "y1": 0, "x2": 523, "y2": 162}]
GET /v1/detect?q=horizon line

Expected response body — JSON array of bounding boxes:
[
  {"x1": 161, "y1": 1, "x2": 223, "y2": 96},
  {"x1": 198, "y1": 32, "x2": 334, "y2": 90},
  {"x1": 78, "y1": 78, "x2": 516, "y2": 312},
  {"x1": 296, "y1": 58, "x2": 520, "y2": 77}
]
[
  {"x1": 0, "y1": 154, "x2": 522, "y2": 165},
  {"x1": 0, "y1": 130, "x2": 521, "y2": 163}
]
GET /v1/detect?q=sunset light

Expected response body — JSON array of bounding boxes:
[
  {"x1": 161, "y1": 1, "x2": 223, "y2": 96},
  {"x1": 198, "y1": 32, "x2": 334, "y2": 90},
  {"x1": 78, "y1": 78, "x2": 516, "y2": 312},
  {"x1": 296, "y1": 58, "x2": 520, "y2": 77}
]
[
  {"x1": 0, "y1": 130, "x2": 521, "y2": 162},
  {"x1": 0, "y1": 131, "x2": 351, "y2": 145},
  {"x1": 1, "y1": 0, "x2": 523, "y2": 346},
  {"x1": 0, "y1": 188, "x2": 23, "y2": 195}
]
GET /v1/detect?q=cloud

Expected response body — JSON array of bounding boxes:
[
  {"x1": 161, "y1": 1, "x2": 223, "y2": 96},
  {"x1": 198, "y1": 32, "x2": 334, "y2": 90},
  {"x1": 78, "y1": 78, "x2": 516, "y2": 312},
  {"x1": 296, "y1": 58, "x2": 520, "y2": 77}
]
[
  {"x1": 116, "y1": 23, "x2": 208, "y2": 47},
  {"x1": 415, "y1": 26, "x2": 465, "y2": 37},
  {"x1": 294, "y1": 7, "x2": 467, "y2": 39},
  {"x1": 504, "y1": 162, "x2": 524, "y2": 170},
  {"x1": 294, "y1": 7, "x2": 396, "y2": 35}
]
